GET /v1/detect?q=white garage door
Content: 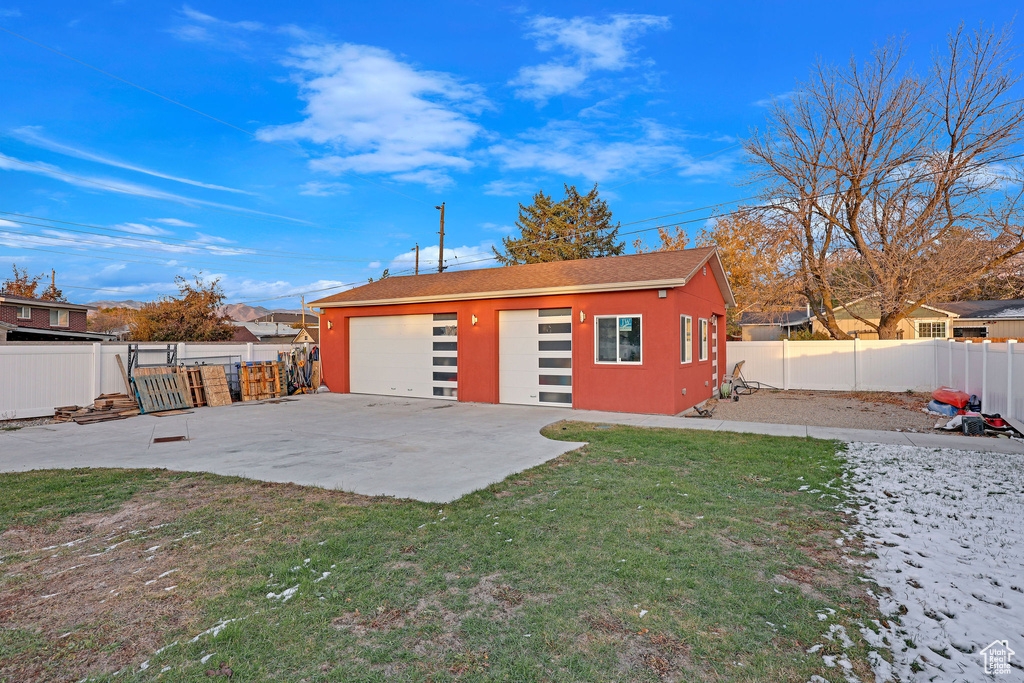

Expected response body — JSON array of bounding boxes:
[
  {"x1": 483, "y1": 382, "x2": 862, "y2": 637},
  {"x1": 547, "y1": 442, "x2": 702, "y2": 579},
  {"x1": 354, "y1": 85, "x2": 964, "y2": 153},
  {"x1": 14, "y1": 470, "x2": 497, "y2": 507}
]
[
  {"x1": 499, "y1": 308, "x2": 573, "y2": 406},
  {"x1": 349, "y1": 313, "x2": 458, "y2": 400}
]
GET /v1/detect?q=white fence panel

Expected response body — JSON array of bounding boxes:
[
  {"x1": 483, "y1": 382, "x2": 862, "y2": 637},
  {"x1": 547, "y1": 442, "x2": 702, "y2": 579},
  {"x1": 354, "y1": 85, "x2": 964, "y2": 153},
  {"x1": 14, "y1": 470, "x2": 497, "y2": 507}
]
[
  {"x1": 965, "y1": 342, "x2": 985, "y2": 399},
  {"x1": 1, "y1": 341, "x2": 302, "y2": 419},
  {"x1": 788, "y1": 341, "x2": 856, "y2": 390},
  {"x1": 857, "y1": 340, "x2": 935, "y2": 391},
  {"x1": 725, "y1": 341, "x2": 785, "y2": 388},
  {"x1": 1011, "y1": 343, "x2": 1024, "y2": 422},
  {"x1": 1, "y1": 344, "x2": 96, "y2": 419},
  {"x1": 984, "y1": 343, "x2": 1010, "y2": 417},
  {"x1": 948, "y1": 341, "x2": 966, "y2": 390}
]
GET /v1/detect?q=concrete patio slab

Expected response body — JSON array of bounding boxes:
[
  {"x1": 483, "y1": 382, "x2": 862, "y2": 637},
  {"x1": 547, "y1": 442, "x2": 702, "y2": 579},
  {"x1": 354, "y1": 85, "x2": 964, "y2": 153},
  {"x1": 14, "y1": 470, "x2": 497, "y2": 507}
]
[{"x1": 0, "y1": 394, "x2": 585, "y2": 504}]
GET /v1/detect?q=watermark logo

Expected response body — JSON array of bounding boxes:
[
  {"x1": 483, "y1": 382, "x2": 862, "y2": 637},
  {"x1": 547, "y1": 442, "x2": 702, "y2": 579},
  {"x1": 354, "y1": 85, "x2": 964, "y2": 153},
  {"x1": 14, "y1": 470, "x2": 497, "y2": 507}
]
[{"x1": 980, "y1": 640, "x2": 1015, "y2": 676}]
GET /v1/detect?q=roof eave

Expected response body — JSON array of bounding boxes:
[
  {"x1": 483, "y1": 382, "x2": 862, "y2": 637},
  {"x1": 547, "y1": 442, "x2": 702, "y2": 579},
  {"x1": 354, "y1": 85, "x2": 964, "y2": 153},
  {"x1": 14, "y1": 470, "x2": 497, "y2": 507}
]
[{"x1": 314, "y1": 278, "x2": 692, "y2": 309}]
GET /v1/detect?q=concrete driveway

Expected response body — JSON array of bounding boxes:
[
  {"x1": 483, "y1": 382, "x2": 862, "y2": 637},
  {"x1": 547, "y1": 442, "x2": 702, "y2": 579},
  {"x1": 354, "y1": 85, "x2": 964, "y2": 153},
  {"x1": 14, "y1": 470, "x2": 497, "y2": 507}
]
[{"x1": 0, "y1": 394, "x2": 586, "y2": 503}]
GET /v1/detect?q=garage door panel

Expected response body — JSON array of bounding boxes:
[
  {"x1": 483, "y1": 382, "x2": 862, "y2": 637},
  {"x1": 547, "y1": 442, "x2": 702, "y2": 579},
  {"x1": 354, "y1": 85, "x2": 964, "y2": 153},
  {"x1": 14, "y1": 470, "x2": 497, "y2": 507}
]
[
  {"x1": 499, "y1": 308, "x2": 572, "y2": 407},
  {"x1": 350, "y1": 314, "x2": 457, "y2": 400}
]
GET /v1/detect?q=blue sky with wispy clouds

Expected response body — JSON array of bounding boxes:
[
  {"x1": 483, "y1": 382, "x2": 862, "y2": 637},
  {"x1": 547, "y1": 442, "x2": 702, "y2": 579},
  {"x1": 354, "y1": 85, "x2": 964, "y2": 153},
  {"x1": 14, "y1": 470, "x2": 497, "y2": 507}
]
[{"x1": 0, "y1": 1, "x2": 1018, "y2": 306}]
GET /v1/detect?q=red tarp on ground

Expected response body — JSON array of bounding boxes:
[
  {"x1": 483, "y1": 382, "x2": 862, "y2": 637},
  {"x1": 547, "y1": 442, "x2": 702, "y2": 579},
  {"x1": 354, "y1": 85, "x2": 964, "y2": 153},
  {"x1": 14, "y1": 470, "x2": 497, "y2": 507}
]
[{"x1": 932, "y1": 386, "x2": 971, "y2": 409}]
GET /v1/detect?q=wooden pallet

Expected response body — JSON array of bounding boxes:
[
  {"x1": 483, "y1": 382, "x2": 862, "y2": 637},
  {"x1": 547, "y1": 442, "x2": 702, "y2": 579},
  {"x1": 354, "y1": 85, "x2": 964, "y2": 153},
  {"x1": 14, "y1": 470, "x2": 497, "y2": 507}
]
[
  {"x1": 239, "y1": 361, "x2": 282, "y2": 401},
  {"x1": 134, "y1": 367, "x2": 191, "y2": 413},
  {"x1": 199, "y1": 365, "x2": 233, "y2": 407},
  {"x1": 179, "y1": 366, "x2": 208, "y2": 407}
]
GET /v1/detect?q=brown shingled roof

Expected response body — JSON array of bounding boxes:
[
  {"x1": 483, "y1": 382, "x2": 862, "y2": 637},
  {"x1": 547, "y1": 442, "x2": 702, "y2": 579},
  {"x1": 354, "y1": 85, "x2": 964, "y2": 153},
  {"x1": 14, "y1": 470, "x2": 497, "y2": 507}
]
[{"x1": 313, "y1": 247, "x2": 733, "y2": 307}]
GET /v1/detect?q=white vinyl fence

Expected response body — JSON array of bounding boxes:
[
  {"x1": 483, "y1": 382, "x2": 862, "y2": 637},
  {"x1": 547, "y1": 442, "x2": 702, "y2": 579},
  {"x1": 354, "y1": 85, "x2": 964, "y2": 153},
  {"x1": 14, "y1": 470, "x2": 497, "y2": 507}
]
[
  {"x1": 0, "y1": 342, "x2": 298, "y2": 419},
  {"x1": 727, "y1": 339, "x2": 1022, "y2": 422}
]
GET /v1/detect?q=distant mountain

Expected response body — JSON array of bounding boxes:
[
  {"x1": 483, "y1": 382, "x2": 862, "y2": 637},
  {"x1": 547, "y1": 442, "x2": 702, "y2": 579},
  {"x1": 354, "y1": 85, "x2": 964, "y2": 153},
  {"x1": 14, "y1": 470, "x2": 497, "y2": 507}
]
[
  {"x1": 87, "y1": 299, "x2": 303, "y2": 322},
  {"x1": 90, "y1": 300, "x2": 147, "y2": 311},
  {"x1": 217, "y1": 303, "x2": 269, "y2": 322}
]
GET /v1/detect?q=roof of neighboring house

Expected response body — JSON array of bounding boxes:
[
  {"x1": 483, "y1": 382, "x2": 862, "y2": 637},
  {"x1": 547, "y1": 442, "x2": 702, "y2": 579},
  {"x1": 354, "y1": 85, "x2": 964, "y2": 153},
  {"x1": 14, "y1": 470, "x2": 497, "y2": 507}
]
[
  {"x1": 312, "y1": 248, "x2": 735, "y2": 307},
  {"x1": 939, "y1": 299, "x2": 1024, "y2": 320},
  {"x1": 231, "y1": 326, "x2": 260, "y2": 342},
  {"x1": 252, "y1": 312, "x2": 317, "y2": 325},
  {"x1": 738, "y1": 309, "x2": 811, "y2": 327},
  {"x1": 0, "y1": 293, "x2": 93, "y2": 311},
  {"x1": 293, "y1": 326, "x2": 319, "y2": 343},
  {"x1": 6, "y1": 326, "x2": 114, "y2": 341}
]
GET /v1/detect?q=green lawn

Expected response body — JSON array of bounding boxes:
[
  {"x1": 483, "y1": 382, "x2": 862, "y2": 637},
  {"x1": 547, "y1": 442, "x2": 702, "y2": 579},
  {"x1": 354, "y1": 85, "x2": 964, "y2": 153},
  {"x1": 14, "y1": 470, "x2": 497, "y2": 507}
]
[{"x1": 0, "y1": 423, "x2": 879, "y2": 682}]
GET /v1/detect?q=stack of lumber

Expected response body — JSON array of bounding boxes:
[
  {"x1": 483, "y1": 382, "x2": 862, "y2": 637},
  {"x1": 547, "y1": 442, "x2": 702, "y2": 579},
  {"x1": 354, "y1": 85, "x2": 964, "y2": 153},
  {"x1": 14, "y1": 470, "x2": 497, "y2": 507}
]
[{"x1": 54, "y1": 393, "x2": 140, "y2": 424}]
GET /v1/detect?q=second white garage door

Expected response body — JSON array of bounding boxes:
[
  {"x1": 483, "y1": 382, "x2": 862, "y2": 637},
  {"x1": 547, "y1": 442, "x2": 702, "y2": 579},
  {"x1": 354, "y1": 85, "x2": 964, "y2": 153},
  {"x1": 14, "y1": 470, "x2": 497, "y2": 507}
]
[
  {"x1": 349, "y1": 313, "x2": 458, "y2": 400},
  {"x1": 499, "y1": 308, "x2": 573, "y2": 406}
]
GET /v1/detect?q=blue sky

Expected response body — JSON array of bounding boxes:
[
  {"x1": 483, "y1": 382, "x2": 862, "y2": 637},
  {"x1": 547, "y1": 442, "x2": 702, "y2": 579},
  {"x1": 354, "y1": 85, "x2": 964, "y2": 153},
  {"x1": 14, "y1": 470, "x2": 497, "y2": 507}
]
[{"x1": 0, "y1": 1, "x2": 1019, "y2": 307}]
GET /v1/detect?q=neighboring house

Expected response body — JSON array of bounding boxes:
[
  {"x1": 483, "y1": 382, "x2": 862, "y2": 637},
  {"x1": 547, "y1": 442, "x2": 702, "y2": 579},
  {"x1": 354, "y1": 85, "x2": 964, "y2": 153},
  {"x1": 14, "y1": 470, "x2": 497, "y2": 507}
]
[
  {"x1": 739, "y1": 308, "x2": 813, "y2": 341},
  {"x1": 292, "y1": 326, "x2": 319, "y2": 344},
  {"x1": 231, "y1": 326, "x2": 260, "y2": 343},
  {"x1": 230, "y1": 320, "x2": 301, "y2": 342},
  {"x1": 0, "y1": 293, "x2": 113, "y2": 342},
  {"x1": 938, "y1": 299, "x2": 1024, "y2": 339},
  {"x1": 311, "y1": 248, "x2": 734, "y2": 416},
  {"x1": 739, "y1": 299, "x2": 957, "y2": 340}
]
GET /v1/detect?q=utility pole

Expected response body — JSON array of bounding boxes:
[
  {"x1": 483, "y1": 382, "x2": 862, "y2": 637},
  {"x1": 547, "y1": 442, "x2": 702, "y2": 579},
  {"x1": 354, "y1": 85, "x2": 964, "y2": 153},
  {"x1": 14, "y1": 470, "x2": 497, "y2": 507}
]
[
  {"x1": 411, "y1": 244, "x2": 419, "y2": 275},
  {"x1": 435, "y1": 202, "x2": 446, "y2": 273}
]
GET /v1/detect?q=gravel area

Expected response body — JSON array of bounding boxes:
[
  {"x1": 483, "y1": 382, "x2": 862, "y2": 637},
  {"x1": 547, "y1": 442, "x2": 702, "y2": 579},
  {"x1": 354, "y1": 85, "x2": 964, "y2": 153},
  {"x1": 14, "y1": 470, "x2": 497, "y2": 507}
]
[
  {"x1": 0, "y1": 416, "x2": 57, "y2": 431},
  {"x1": 706, "y1": 389, "x2": 939, "y2": 432}
]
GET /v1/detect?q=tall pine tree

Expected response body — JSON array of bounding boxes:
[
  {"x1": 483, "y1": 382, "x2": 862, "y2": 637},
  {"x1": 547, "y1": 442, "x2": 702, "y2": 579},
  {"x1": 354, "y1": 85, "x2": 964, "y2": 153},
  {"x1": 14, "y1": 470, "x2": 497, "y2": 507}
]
[{"x1": 492, "y1": 184, "x2": 624, "y2": 265}]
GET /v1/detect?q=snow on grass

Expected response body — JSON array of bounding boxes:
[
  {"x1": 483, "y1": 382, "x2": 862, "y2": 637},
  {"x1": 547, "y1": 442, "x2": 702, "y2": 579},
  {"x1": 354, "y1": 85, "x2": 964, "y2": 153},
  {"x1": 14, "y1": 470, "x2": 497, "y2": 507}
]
[
  {"x1": 267, "y1": 585, "x2": 299, "y2": 602},
  {"x1": 845, "y1": 442, "x2": 1024, "y2": 682}
]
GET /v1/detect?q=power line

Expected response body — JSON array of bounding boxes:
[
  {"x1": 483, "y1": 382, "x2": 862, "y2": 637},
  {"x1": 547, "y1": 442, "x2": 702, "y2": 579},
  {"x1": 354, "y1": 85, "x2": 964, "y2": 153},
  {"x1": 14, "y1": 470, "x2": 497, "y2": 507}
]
[
  {"x1": 0, "y1": 25, "x2": 431, "y2": 207},
  {"x1": 0, "y1": 153, "x2": 320, "y2": 227}
]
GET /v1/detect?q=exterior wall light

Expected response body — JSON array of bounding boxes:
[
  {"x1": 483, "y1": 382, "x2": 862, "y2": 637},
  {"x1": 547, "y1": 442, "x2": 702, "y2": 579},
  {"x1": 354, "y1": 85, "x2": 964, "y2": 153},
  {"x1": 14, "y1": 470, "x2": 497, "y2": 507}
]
[
  {"x1": 579, "y1": 310, "x2": 586, "y2": 323},
  {"x1": 327, "y1": 320, "x2": 333, "y2": 329},
  {"x1": 472, "y1": 314, "x2": 478, "y2": 325}
]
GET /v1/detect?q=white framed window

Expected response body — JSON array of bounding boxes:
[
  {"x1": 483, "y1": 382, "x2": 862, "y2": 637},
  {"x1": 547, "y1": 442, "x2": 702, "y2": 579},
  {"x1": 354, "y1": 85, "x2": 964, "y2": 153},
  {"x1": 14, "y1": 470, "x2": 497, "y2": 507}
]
[
  {"x1": 699, "y1": 318, "x2": 709, "y2": 361},
  {"x1": 49, "y1": 309, "x2": 69, "y2": 327},
  {"x1": 16, "y1": 305, "x2": 31, "y2": 319},
  {"x1": 595, "y1": 315, "x2": 642, "y2": 364},
  {"x1": 681, "y1": 315, "x2": 692, "y2": 363},
  {"x1": 916, "y1": 321, "x2": 947, "y2": 338}
]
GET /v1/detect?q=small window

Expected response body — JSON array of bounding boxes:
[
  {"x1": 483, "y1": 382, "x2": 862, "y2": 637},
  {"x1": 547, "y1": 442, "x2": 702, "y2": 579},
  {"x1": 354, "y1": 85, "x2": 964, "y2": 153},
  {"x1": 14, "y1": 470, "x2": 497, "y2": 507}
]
[
  {"x1": 596, "y1": 315, "x2": 642, "y2": 364},
  {"x1": 539, "y1": 357, "x2": 572, "y2": 369},
  {"x1": 50, "y1": 309, "x2": 69, "y2": 327},
  {"x1": 539, "y1": 340, "x2": 571, "y2": 351},
  {"x1": 698, "y1": 319, "x2": 708, "y2": 361},
  {"x1": 433, "y1": 325, "x2": 457, "y2": 337},
  {"x1": 432, "y1": 371, "x2": 457, "y2": 382},
  {"x1": 433, "y1": 357, "x2": 457, "y2": 366},
  {"x1": 433, "y1": 386, "x2": 457, "y2": 397},
  {"x1": 917, "y1": 321, "x2": 947, "y2": 338},
  {"x1": 539, "y1": 374, "x2": 572, "y2": 386},
  {"x1": 539, "y1": 391, "x2": 572, "y2": 404},
  {"x1": 433, "y1": 341, "x2": 458, "y2": 351},
  {"x1": 681, "y1": 315, "x2": 692, "y2": 363},
  {"x1": 539, "y1": 307, "x2": 571, "y2": 317},
  {"x1": 17, "y1": 306, "x2": 31, "y2": 319},
  {"x1": 433, "y1": 312, "x2": 457, "y2": 321}
]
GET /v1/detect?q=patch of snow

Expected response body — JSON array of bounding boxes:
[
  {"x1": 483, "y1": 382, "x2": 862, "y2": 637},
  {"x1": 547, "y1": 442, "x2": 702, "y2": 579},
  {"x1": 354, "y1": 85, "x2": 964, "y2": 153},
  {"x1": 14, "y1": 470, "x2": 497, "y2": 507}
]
[
  {"x1": 200, "y1": 652, "x2": 216, "y2": 664},
  {"x1": 267, "y1": 585, "x2": 299, "y2": 602},
  {"x1": 846, "y1": 441, "x2": 1024, "y2": 682}
]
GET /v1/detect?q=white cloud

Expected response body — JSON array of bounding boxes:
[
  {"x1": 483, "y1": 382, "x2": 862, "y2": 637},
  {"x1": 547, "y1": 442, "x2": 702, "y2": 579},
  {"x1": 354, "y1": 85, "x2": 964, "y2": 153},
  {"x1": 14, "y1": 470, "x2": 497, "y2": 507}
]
[
  {"x1": 0, "y1": 8, "x2": 21, "y2": 18},
  {"x1": 752, "y1": 90, "x2": 799, "y2": 107},
  {"x1": 115, "y1": 222, "x2": 171, "y2": 236},
  {"x1": 11, "y1": 126, "x2": 253, "y2": 195},
  {"x1": 482, "y1": 179, "x2": 539, "y2": 197},
  {"x1": 149, "y1": 218, "x2": 199, "y2": 227},
  {"x1": 386, "y1": 241, "x2": 496, "y2": 274},
  {"x1": 298, "y1": 181, "x2": 350, "y2": 196},
  {"x1": 511, "y1": 14, "x2": 670, "y2": 103},
  {"x1": 258, "y1": 43, "x2": 486, "y2": 187},
  {"x1": 367, "y1": 261, "x2": 381, "y2": 269},
  {"x1": 480, "y1": 222, "x2": 515, "y2": 234},
  {"x1": 0, "y1": 153, "x2": 313, "y2": 224},
  {"x1": 489, "y1": 120, "x2": 741, "y2": 184},
  {"x1": 98, "y1": 263, "x2": 127, "y2": 277}
]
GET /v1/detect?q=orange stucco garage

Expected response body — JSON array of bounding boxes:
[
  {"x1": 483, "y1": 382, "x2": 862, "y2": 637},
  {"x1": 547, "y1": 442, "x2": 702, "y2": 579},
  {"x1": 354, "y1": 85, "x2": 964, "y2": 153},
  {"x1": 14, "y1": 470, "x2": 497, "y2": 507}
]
[{"x1": 311, "y1": 247, "x2": 733, "y2": 416}]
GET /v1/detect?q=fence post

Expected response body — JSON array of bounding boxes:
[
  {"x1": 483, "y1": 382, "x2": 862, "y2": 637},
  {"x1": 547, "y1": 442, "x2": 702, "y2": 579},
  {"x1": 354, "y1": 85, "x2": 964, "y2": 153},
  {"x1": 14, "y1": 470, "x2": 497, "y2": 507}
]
[
  {"x1": 1009, "y1": 340, "x2": 1017, "y2": 421},
  {"x1": 853, "y1": 337, "x2": 861, "y2": 390},
  {"x1": 91, "y1": 342, "x2": 102, "y2": 400},
  {"x1": 981, "y1": 340, "x2": 990, "y2": 412},
  {"x1": 177, "y1": 342, "x2": 186, "y2": 364},
  {"x1": 948, "y1": 339, "x2": 954, "y2": 386},
  {"x1": 782, "y1": 338, "x2": 790, "y2": 390},
  {"x1": 964, "y1": 340, "x2": 971, "y2": 395},
  {"x1": 246, "y1": 342, "x2": 254, "y2": 362}
]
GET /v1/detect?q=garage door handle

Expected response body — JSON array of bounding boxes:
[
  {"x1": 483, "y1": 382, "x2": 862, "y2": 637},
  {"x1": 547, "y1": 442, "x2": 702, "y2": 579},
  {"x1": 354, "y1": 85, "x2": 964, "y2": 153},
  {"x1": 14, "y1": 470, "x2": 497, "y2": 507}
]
[{"x1": 530, "y1": 394, "x2": 537, "y2": 398}]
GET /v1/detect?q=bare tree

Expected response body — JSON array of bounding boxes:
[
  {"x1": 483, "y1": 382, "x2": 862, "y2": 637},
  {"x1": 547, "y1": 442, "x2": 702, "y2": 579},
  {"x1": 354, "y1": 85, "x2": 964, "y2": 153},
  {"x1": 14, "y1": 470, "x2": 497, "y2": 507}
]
[{"x1": 747, "y1": 24, "x2": 1024, "y2": 338}]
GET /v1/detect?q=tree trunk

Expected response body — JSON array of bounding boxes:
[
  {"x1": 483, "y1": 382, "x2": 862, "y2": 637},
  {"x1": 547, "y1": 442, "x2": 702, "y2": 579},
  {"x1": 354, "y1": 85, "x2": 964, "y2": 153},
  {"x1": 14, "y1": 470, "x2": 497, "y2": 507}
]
[{"x1": 876, "y1": 315, "x2": 904, "y2": 340}]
